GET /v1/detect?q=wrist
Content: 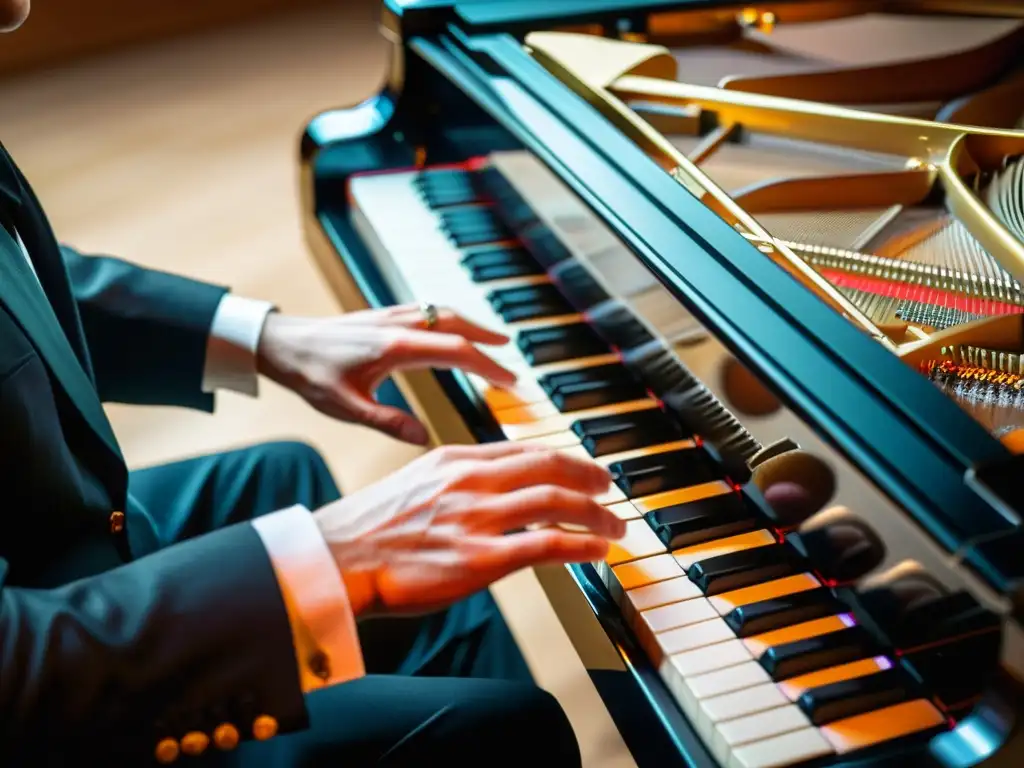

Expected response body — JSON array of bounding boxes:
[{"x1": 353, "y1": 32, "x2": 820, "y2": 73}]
[
  {"x1": 255, "y1": 311, "x2": 290, "y2": 383},
  {"x1": 312, "y1": 507, "x2": 380, "y2": 618},
  {"x1": 341, "y1": 570, "x2": 379, "y2": 618}
]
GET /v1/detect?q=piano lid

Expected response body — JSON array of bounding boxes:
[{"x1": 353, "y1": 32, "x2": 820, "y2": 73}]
[{"x1": 519, "y1": 4, "x2": 1024, "y2": 451}]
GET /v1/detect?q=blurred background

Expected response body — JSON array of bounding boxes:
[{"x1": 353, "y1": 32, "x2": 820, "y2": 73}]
[
  {"x1": 0, "y1": 8, "x2": 624, "y2": 758},
  {"x1": 0, "y1": 0, "x2": 424, "y2": 490}
]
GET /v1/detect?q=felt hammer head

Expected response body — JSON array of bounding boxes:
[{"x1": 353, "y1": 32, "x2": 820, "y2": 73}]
[{"x1": 526, "y1": 31, "x2": 677, "y2": 89}]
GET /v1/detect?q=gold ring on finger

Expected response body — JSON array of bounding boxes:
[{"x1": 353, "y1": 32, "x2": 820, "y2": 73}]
[{"x1": 419, "y1": 301, "x2": 439, "y2": 330}]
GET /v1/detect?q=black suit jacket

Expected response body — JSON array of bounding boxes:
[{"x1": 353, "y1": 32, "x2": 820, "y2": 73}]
[{"x1": 0, "y1": 144, "x2": 306, "y2": 762}]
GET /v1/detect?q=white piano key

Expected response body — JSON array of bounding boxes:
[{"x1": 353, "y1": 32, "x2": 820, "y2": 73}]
[
  {"x1": 500, "y1": 399, "x2": 659, "y2": 441},
  {"x1": 639, "y1": 597, "x2": 718, "y2": 635},
  {"x1": 604, "y1": 553, "x2": 685, "y2": 604},
  {"x1": 653, "y1": 618, "x2": 740, "y2": 709},
  {"x1": 514, "y1": 431, "x2": 583, "y2": 450},
  {"x1": 687, "y1": 661, "x2": 772, "y2": 703},
  {"x1": 625, "y1": 575, "x2": 702, "y2": 614},
  {"x1": 714, "y1": 704, "x2": 812, "y2": 766},
  {"x1": 607, "y1": 501, "x2": 642, "y2": 520},
  {"x1": 469, "y1": 375, "x2": 549, "y2": 412},
  {"x1": 665, "y1": 638, "x2": 753, "y2": 679},
  {"x1": 727, "y1": 727, "x2": 834, "y2": 768},
  {"x1": 604, "y1": 519, "x2": 666, "y2": 567},
  {"x1": 697, "y1": 682, "x2": 790, "y2": 740},
  {"x1": 630, "y1": 481, "x2": 735, "y2": 514},
  {"x1": 655, "y1": 617, "x2": 735, "y2": 661},
  {"x1": 672, "y1": 659, "x2": 771, "y2": 721},
  {"x1": 673, "y1": 529, "x2": 777, "y2": 570}
]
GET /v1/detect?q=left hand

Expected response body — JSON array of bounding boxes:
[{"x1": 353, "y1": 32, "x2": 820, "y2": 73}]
[{"x1": 256, "y1": 305, "x2": 516, "y2": 445}]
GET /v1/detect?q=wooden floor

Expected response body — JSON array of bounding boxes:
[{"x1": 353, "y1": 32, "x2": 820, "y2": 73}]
[{"x1": 0, "y1": 6, "x2": 636, "y2": 765}]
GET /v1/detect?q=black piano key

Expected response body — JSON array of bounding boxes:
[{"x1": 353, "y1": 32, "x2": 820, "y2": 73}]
[
  {"x1": 452, "y1": 229, "x2": 509, "y2": 248},
  {"x1": 415, "y1": 171, "x2": 481, "y2": 208},
  {"x1": 488, "y1": 285, "x2": 572, "y2": 323},
  {"x1": 440, "y1": 207, "x2": 511, "y2": 247},
  {"x1": 441, "y1": 206, "x2": 498, "y2": 226},
  {"x1": 553, "y1": 261, "x2": 610, "y2": 309},
  {"x1": 499, "y1": 303, "x2": 568, "y2": 324},
  {"x1": 687, "y1": 544, "x2": 801, "y2": 596},
  {"x1": 759, "y1": 624, "x2": 876, "y2": 680},
  {"x1": 517, "y1": 324, "x2": 609, "y2": 366},
  {"x1": 609, "y1": 448, "x2": 718, "y2": 498},
  {"x1": 488, "y1": 284, "x2": 562, "y2": 308},
  {"x1": 901, "y1": 630, "x2": 1001, "y2": 709},
  {"x1": 785, "y1": 520, "x2": 885, "y2": 584},
  {"x1": 797, "y1": 667, "x2": 915, "y2": 725},
  {"x1": 538, "y1": 363, "x2": 632, "y2": 395},
  {"x1": 724, "y1": 588, "x2": 844, "y2": 637},
  {"x1": 523, "y1": 229, "x2": 573, "y2": 269},
  {"x1": 589, "y1": 303, "x2": 655, "y2": 349},
  {"x1": 645, "y1": 494, "x2": 757, "y2": 550},
  {"x1": 888, "y1": 591, "x2": 1001, "y2": 650},
  {"x1": 550, "y1": 378, "x2": 648, "y2": 413},
  {"x1": 572, "y1": 410, "x2": 686, "y2": 457},
  {"x1": 461, "y1": 247, "x2": 542, "y2": 282}
]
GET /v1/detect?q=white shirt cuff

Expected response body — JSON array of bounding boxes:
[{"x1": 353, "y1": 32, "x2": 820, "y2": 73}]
[
  {"x1": 202, "y1": 294, "x2": 276, "y2": 397},
  {"x1": 252, "y1": 505, "x2": 366, "y2": 690}
]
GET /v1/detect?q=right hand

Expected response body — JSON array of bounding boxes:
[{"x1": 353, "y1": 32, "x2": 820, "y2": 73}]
[{"x1": 313, "y1": 442, "x2": 625, "y2": 618}]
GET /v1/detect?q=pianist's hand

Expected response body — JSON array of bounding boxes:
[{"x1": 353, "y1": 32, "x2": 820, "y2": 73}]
[
  {"x1": 256, "y1": 306, "x2": 516, "y2": 445},
  {"x1": 312, "y1": 441, "x2": 625, "y2": 617}
]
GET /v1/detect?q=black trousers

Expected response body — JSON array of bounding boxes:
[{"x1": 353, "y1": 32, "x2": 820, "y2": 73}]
[{"x1": 128, "y1": 441, "x2": 581, "y2": 767}]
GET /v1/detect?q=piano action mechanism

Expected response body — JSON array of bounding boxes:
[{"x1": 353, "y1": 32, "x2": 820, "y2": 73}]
[{"x1": 299, "y1": 2, "x2": 1024, "y2": 766}]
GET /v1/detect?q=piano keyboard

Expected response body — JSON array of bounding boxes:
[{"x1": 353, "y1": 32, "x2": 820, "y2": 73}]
[{"x1": 348, "y1": 163, "x2": 999, "y2": 768}]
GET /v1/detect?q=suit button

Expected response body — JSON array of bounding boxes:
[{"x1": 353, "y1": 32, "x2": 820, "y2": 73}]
[
  {"x1": 309, "y1": 651, "x2": 331, "y2": 681},
  {"x1": 180, "y1": 731, "x2": 209, "y2": 757},
  {"x1": 154, "y1": 738, "x2": 179, "y2": 764},
  {"x1": 109, "y1": 510, "x2": 125, "y2": 534},
  {"x1": 213, "y1": 723, "x2": 240, "y2": 751},
  {"x1": 252, "y1": 715, "x2": 278, "y2": 741}
]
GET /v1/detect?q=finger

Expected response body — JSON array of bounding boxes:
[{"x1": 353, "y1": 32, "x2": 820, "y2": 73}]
[
  {"x1": 334, "y1": 390, "x2": 429, "y2": 445},
  {"x1": 425, "y1": 441, "x2": 548, "y2": 464},
  {"x1": 460, "y1": 449, "x2": 612, "y2": 495},
  {"x1": 475, "y1": 485, "x2": 626, "y2": 539},
  {"x1": 390, "y1": 304, "x2": 510, "y2": 345},
  {"x1": 488, "y1": 528, "x2": 611, "y2": 572},
  {"x1": 382, "y1": 332, "x2": 517, "y2": 386}
]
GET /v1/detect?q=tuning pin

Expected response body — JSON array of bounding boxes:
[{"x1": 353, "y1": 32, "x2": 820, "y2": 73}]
[
  {"x1": 753, "y1": 449, "x2": 836, "y2": 527},
  {"x1": 788, "y1": 506, "x2": 886, "y2": 584}
]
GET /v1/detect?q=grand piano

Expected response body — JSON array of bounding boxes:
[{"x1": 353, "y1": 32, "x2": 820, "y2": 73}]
[{"x1": 298, "y1": 2, "x2": 1024, "y2": 766}]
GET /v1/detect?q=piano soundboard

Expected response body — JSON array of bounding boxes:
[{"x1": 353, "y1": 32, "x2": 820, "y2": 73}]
[{"x1": 301, "y1": 2, "x2": 1024, "y2": 767}]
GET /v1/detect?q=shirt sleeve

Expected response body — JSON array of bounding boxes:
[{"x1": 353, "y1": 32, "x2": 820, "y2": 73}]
[
  {"x1": 202, "y1": 294, "x2": 277, "y2": 397},
  {"x1": 251, "y1": 506, "x2": 366, "y2": 692}
]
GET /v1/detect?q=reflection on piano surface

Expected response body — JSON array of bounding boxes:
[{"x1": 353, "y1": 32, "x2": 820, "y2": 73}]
[{"x1": 300, "y1": 2, "x2": 1024, "y2": 767}]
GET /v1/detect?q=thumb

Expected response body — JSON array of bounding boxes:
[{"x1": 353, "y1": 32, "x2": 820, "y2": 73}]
[{"x1": 340, "y1": 390, "x2": 429, "y2": 445}]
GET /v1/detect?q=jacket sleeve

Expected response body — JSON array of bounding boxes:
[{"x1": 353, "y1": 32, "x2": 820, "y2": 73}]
[
  {"x1": 0, "y1": 523, "x2": 308, "y2": 764},
  {"x1": 60, "y1": 244, "x2": 228, "y2": 411}
]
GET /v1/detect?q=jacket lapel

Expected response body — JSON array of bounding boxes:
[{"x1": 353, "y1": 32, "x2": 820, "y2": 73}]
[{"x1": 0, "y1": 229, "x2": 122, "y2": 460}]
